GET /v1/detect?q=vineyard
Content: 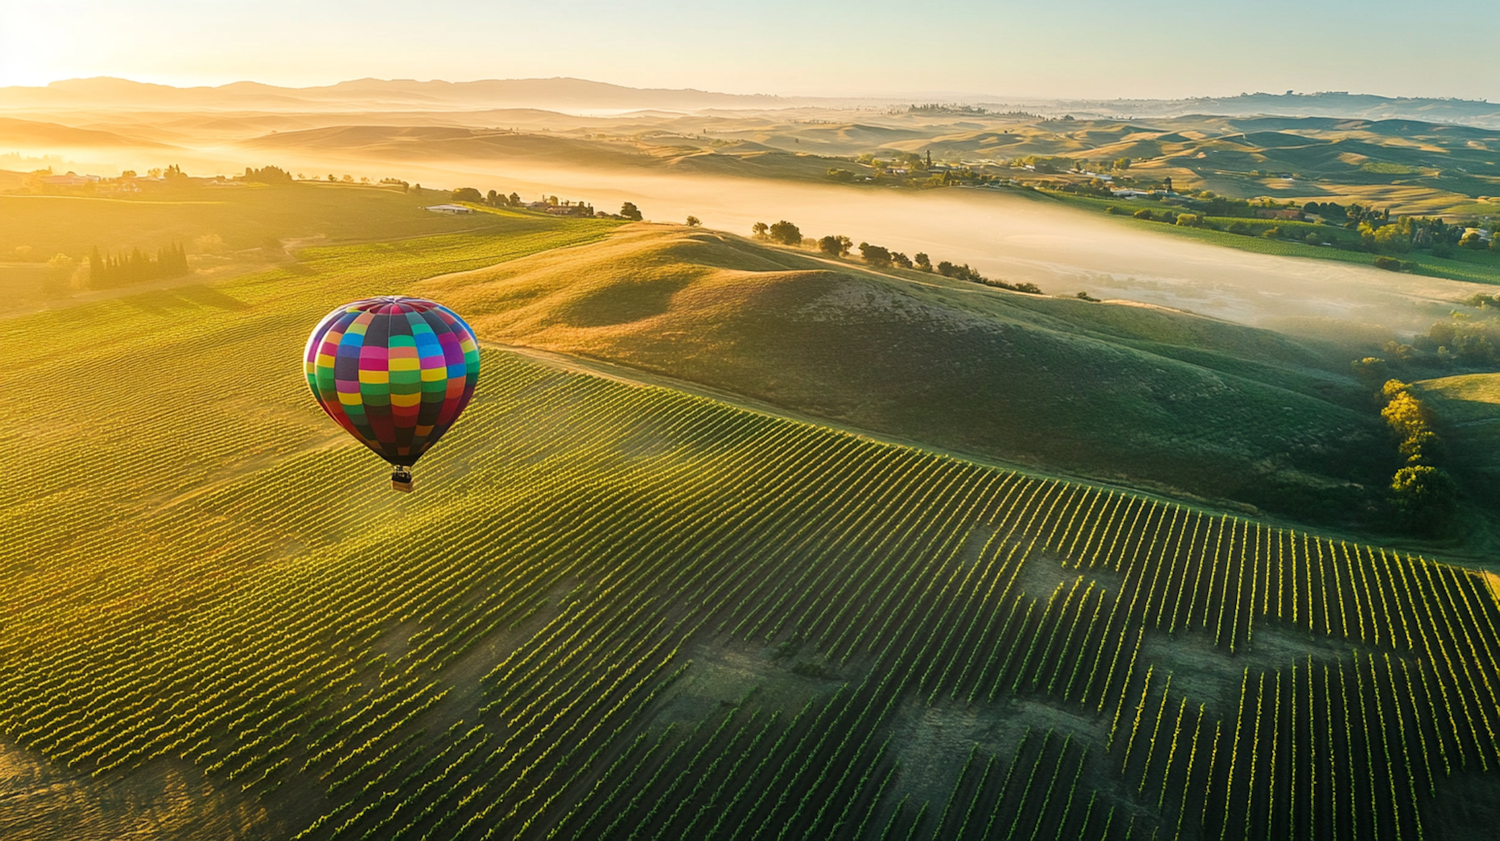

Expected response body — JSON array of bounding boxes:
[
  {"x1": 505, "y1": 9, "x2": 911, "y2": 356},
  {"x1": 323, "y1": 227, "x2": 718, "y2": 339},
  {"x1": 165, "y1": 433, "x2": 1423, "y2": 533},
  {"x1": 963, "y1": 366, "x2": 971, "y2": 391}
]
[{"x1": 3, "y1": 225, "x2": 1500, "y2": 839}]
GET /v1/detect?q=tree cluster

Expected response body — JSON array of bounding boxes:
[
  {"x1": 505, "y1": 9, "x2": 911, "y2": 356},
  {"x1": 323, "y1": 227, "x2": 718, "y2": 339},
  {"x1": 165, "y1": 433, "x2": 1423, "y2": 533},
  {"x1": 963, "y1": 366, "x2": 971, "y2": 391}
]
[
  {"x1": 1426, "y1": 318, "x2": 1500, "y2": 366},
  {"x1": 1378, "y1": 380, "x2": 1456, "y2": 534},
  {"x1": 934, "y1": 260, "x2": 1041, "y2": 294},
  {"x1": 1362, "y1": 310, "x2": 1500, "y2": 372},
  {"x1": 817, "y1": 235, "x2": 852, "y2": 257},
  {"x1": 764, "y1": 220, "x2": 1043, "y2": 294},
  {"x1": 751, "y1": 220, "x2": 802, "y2": 245},
  {"x1": 906, "y1": 103, "x2": 990, "y2": 115},
  {"x1": 242, "y1": 165, "x2": 293, "y2": 185},
  {"x1": 88, "y1": 244, "x2": 189, "y2": 288}
]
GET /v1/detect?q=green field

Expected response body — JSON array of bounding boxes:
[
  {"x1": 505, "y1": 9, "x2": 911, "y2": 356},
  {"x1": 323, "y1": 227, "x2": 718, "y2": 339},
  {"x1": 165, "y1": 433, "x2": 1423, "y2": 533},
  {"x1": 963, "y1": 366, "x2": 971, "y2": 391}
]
[
  {"x1": 0, "y1": 181, "x2": 511, "y2": 257},
  {"x1": 1020, "y1": 190, "x2": 1500, "y2": 286},
  {"x1": 0, "y1": 180, "x2": 542, "y2": 311},
  {"x1": 421, "y1": 224, "x2": 1394, "y2": 532},
  {"x1": 4, "y1": 221, "x2": 1500, "y2": 839}
]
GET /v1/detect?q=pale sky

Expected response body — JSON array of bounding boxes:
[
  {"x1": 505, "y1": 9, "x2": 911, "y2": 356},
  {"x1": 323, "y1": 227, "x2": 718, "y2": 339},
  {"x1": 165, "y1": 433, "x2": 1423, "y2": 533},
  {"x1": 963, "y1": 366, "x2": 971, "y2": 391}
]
[{"x1": 3, "y1": 0, "x2": 1496, "y2": 101}]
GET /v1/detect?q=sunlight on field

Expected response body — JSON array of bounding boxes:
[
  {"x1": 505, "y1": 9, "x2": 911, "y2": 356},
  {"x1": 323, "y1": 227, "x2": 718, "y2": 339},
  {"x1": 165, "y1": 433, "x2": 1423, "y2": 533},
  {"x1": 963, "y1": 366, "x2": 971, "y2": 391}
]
[{"x1": 3, "y1": 224, "x2": 1500, "y2": 838}]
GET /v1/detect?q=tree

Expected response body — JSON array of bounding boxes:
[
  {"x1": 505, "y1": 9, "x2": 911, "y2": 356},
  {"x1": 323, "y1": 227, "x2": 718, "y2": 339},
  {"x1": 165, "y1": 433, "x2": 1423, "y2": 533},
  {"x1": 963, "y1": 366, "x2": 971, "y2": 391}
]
[
  {"x1": 1459, "y1": 231, "x2": 1486, "y2": 250},
  {"x1": 45, "y1": 253, "x2": 76, "y2": 293},
  {"x1": 768, "y1": 220, "x2": 801, "y2": 245},
  {"x1": 620, "y1": 201, "x2": 643, "y2": 221},
  {"x1": 752, "y1": 222, "x2": 769, "y2": 239},
  {"x1": 826, "y1": 168, "x2": 856, "y2": 183},
  {"x1": 858, "y1": 242, "x2": 892, "y2": 266},
  {"x1": 508, "y1": 192, "x2": 521, "y2": 206},
  {"x1": 686, "y1": 215, "x2": 701, "y2": 227},
  {"x1": 1381, "y1": 391, "x2": 1431, "y2": 441},
  {"x1": 1390, "y1": 465, "x2": 1457, "y2": 534},
  {"x1": 891, "y1": 252, "x2": 913, "y2": 269},
  {"x1": 1350, "y1": 357, "x2": 1389, "y2": 387},
  {"x1": 1372, "y1": 224, "x2": 1411, "y2": 254},
  {"x1": 452, "y1": 187, "x2": 484, "y2": 203},
  {"x1": 818, "y1": 235, "x2": 851, "y2": 257},
  {"x1": 914, "y1": 252, "x2": 932, "y2": 271}
]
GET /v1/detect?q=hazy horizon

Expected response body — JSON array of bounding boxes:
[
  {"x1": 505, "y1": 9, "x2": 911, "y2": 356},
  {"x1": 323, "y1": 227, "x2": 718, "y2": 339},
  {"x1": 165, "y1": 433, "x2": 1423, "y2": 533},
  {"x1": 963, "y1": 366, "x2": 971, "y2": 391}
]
[
  {"x1": 4, "y1": 0, "x2": 1498, "y2": 101},
  {"x1": 3, "y1": 73, "x2": 1496, "y2": 108}
]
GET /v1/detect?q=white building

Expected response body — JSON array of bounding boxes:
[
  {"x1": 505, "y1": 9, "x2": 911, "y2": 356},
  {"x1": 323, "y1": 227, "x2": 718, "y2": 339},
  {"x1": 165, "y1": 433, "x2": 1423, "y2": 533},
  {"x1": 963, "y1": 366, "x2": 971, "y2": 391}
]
[{"x1": 426, "y1": 204, "x2": 474, "y2": 215}]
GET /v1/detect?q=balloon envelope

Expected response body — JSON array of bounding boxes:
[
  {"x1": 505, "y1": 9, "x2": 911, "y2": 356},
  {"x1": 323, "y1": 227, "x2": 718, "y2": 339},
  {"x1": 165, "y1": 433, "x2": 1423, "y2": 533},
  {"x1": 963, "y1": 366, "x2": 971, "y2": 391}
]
[{"x1": 304, "y1": 296, "x2": 480, "y2": 467}]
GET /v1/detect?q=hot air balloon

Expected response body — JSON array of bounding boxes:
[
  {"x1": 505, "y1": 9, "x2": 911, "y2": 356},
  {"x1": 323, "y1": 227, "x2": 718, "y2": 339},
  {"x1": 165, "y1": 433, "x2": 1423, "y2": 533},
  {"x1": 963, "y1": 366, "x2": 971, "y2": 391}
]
[{"x1": 304, "y1": 296, "x2": 480, "y2": 492}]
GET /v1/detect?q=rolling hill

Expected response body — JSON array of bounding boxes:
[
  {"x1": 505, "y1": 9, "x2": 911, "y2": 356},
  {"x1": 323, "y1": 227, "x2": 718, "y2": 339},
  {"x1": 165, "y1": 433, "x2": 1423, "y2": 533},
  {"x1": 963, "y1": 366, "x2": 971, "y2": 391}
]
[
  {"x1": 0, "y1": 116, "x2": 175, "y2": 150},
  {"x1": 0, "y1": 76, "x2": 790, "y2": 113},
  {"x1": 3, "y1": 220, "x2": 1500, "y2": 840},
  {"x1": 418, "y1": 224, "x2": 1394, "y2": 529}
]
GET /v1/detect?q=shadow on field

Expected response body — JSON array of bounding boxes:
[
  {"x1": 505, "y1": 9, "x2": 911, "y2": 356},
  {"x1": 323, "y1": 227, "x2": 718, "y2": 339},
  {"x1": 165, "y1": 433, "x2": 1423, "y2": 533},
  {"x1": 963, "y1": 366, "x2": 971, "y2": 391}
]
[{"x1": 120, "y1": 285, "x2": 251, "y2": 315}]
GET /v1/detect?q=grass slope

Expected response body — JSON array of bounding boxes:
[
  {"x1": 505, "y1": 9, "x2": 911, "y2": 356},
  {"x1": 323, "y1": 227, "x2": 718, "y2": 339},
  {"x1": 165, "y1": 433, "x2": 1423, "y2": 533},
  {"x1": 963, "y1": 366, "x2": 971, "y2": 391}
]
[
  {"x1": 0, "y1": 181, "x2": 560, "y2": 310},
  {"x1": 0, "y1": 180, "x2": 516, "y2": 258},
  {"x1": 2, "y1": 227, "x2": 1500, "y2": 840},
  {"x1": 422, "y1": 225, "x2": 1393, "y2": 527},
  {"x1": 1412, "y1": 372, "x2": 1500, "y2": 550}
]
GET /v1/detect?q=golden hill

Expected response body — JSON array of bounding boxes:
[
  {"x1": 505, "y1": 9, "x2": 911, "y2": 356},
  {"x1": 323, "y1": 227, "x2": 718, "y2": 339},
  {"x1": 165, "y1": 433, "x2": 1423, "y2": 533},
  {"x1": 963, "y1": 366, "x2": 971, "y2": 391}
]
[{"x1": 418, "y1": 225, "x2": 1392, "y2": 527}]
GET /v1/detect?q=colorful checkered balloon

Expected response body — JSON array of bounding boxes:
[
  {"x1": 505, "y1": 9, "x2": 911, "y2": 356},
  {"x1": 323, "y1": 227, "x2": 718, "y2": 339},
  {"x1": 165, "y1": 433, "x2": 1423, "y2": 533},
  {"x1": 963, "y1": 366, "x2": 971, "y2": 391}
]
[{"x1": 304, "y1": 296, "x2": 481, "y2": 468}]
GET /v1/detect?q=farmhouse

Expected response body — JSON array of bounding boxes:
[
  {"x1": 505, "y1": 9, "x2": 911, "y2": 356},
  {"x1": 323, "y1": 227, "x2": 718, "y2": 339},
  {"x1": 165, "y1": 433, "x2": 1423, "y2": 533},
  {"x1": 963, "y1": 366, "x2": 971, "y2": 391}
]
[
  {"x1": 42, "y1": 173, "x2": 97, "y2": 186},
  {"x1": 1255, "y1": 208, "x2": 1304, "y2": 221},
  {"x1": 425, "y1": 204, "x2": 473, "y2": 215}
]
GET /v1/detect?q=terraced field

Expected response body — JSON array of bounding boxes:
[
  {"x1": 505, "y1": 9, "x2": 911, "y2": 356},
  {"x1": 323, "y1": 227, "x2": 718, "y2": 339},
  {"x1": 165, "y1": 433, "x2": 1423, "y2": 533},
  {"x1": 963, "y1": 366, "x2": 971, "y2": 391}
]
[{"x1": 3, "y1": 225, "x2": 1500, "y2": 839}]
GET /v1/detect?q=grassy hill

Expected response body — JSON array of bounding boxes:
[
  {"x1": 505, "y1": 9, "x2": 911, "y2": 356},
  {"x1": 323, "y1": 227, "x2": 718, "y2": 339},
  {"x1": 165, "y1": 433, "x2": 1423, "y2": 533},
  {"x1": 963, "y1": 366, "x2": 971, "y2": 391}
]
[
  {"x1": 0, "y1": 180, "x2": 545, "y2": 310},
  {"x1": 0, "y1": 116, "x2": 176, "y2": 150},
  {"x1": 244, "y1": 124, "x2": 840, "y2": 182},
  {"x1": 419, "y1": 225, "x2": 1394, "y2": 529},
  {"x1": 3, "y1": 224, "x2": 1500, "y2": 839},
  {"x1": 1412, "y1": 372, "x2": 1500, "y2": 551}
]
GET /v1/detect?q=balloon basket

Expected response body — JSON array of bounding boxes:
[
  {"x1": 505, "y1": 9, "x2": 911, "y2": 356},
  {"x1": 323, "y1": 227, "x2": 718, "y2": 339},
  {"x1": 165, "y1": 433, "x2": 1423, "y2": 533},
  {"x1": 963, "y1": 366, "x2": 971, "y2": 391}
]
[{"x1": 391, "y1": 467, "x2": 414, "y2": 493}]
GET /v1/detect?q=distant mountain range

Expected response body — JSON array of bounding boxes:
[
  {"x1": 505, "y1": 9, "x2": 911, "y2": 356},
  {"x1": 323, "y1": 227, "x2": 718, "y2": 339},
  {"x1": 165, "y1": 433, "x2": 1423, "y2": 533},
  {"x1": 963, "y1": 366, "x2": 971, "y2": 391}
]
[
  {"x1": 5, "y1": 78, "x2": 1500, "y2": 127},
  {"x1": 0, "y1": 77, "x2": 792, "y2": 113},
  {"x1": 985, "y1": 91, "x2": 1500, "y2": 128}
]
